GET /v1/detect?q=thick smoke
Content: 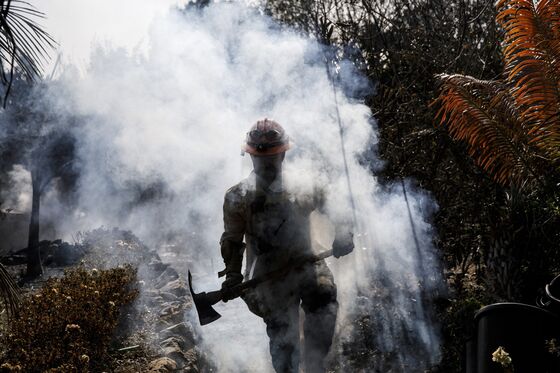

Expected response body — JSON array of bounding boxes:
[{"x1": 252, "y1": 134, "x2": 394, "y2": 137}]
[
  {"x1": 1, "y1": 165, "x2": 31, "y2": 213},
  {"x1": 19, "y1": 2, "x2": 443, "y2": 371}
]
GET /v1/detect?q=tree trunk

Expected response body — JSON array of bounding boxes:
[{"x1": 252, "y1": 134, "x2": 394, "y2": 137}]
[{"x1": 26, "y1": 170, "x2": 42, "y2": 277}]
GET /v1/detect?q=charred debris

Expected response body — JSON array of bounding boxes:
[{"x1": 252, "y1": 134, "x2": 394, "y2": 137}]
[{"x1": 0, "y1": 227, "x2": 212, "y2": 372}]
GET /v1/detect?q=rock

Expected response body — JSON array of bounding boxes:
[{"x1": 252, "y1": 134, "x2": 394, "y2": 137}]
[
  {"x1": 162, "y1": 345, "x2": 199, "y2": 372},
  {"x1": 147, "y1": 357, "x2": 177, "y2": 372},
  {"x1": 143, "y1": 291, "x2": 178, "y2": 305},
  {"x1": 146, "y1": 295, "x2": 165, "y2": 307},
  {"x1": 155, "y1": 319, "x2": 172, "y2": 332},
  {"x1": 159, "y1": 278, "x2": 188, "y2": 297},
  {"x1": 159, "y1": 337, "x2": 185, "y2": 349},
  {"x1": 163, "y1": 343, "x2": 186, "y2": 365},
  {"x1": 161, "y1": 322, "x2": 192, "y2": 337},
  {"x1": 182, "y1": 348, "x2": 199, "y2": 373},
  {"x1": 159, "y1": 322, "x2": 195, "y2": 349},
  {"x1": 160, "y1": 336, "x2": 186, "y2": 349},
  {"x1": 159, "y1": 303, "x2": 185, "y2": 324},
  {"x1": 147, "y1": 258, "x2": 169, "y2": 276},
  {"x1": 160, "y1": 291, "x2": 179, "y2": 302},
  {"x1": 144, "y1": 289, "x2": 160, "y2": 297},
  {"x1": 154, "y1": 267, "x2": 179, "y2": 289},
  {"x1": 159, "y1": 334, "x2": 194, "y2": 351}
]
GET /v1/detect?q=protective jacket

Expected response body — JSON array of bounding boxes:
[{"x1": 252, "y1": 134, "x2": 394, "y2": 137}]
[
  {"x1": 220, "y1": 172, "x2": 324, "y2": 278},
  {"x1": 220, "y1": 171, "x2": 338, "y2": 373}
]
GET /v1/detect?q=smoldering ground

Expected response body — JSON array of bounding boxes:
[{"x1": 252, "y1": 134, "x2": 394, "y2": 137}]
[{"x1": 2, "y1": 1, "x2": 443, "y2": 372}]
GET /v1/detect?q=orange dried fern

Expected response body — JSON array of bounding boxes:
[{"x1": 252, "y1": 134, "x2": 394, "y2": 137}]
[
  {"x1": 435, "y1": 0, "x2": 560, "y2": 186},
  {"x1": 436, "y1": 74, "x2": 536, "y2": 185},
  {"x1": 497, "y1": 0, "x2": 560, "y2": 161}
]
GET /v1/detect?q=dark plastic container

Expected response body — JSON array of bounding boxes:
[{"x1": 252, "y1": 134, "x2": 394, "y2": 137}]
[
  {"x1": 473, "y1": 302, "x2": 560, "y2": 373},
  {"x1": 465, "y1": 338, "x2": 476, "y2": 373},
  {"x1": 542, "y1": 275, "x2": 560, "y2": 315}
]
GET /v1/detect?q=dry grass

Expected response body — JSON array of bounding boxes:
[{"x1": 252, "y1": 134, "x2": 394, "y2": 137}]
[{"x1": 0, "y1": 265, "x2": 138, "y2": 372}]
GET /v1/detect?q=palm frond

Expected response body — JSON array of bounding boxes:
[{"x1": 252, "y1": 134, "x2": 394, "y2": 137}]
[
  {"x1": 0, "y1": 262, "x2": 20, "y2": 319},
  {"x1": 435, "y1": 74, "x2": 539, "y2": 185},
  {"x1": 0, "y1": 0, "x2": 55, "y2": 106},
  {"x1": 497, "y1": 0, "x2": 560, "y2": 164}
]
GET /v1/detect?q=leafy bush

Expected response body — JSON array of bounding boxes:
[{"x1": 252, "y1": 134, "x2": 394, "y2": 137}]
[
  {"x1": 435, "y1": 296, "x2": 487, "y2": 372},
  {"x1": 0, "y1": 266, "x2": 138, "y2": 372}
]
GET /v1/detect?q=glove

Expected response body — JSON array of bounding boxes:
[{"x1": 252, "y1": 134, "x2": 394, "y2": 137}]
[
  {"x1": 221, "y1": 272, "x2": 243, "y2": 302},
  {"x1": 333, "y1": 232, "x2": 354, "y2": 258}
]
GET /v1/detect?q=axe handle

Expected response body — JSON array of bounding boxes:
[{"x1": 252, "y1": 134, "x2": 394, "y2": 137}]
[
  {"x1": 228, "y1": 248, "x2": 334, "y2": 299},
  {"x1": 188, "y1": 248, "x2": 335, "y2": 325}
]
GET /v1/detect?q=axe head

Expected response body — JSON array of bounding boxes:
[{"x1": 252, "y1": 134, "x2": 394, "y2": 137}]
[{"x1": 188, "y1": 271, "x2": 222, "y2": 325}]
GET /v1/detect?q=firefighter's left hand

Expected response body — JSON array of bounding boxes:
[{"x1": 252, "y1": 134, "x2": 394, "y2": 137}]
[{"x1": 332, "y1": 232, "x2": 354, "y2": 258}]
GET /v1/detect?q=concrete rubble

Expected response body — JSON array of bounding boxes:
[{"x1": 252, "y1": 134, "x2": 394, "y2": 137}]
[
  {"x1": 1, "y1": 228, "x2": 213, "y2": 372},
  {"x1": 142, "y1": 257, "x2": 207, "y2": 372}
]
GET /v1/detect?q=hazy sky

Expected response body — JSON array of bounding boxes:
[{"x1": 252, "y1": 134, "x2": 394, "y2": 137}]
[{"x1": 35, "y1": 0, "x2": 189, "y2": 71}]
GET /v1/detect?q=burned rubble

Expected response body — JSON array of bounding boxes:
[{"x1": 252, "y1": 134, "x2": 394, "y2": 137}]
[{"x1": 0, "y1": 227, "x2": 213, "y2": 373}]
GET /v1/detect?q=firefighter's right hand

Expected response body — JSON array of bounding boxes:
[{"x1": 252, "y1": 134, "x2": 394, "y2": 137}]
[
  {"x1": 221, "y1": 272, "x2": 243, "y2": 302},
  {"x1": 333, "y1": 231, "x2": 354, "y2": 258}
]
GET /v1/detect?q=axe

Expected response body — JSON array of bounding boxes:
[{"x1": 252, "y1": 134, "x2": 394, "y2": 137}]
[{"x1": 188, "y1": 248, "x2": 333, "y2": 326}]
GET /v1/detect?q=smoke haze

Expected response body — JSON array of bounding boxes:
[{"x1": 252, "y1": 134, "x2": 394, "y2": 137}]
[{"x1": 6, "y1": 1, "x2": 443, "y2": 371}]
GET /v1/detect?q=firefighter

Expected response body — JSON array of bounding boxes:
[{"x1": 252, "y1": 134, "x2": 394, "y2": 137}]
[{"x1": 219, "y1": 118, "x2": 354, "y2": 373}]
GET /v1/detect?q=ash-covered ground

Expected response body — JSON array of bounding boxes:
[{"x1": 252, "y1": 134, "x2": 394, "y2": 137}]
[
  {"x1": 0, "y1": 228, "x2": 210, "y2": 372},
  {"x1": 0, "y1": 226, "x2": 440, "y2": 372}
]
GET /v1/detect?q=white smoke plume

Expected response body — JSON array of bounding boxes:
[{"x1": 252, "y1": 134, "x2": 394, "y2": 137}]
[
  {"x1": 1, "y1": 165, "x2": 31, "y2": 213},
  {"x1": 22, "y1": 1, "x2": 443, "y2": 371}
]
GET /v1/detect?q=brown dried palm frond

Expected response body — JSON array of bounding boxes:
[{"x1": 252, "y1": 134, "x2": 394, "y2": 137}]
[
  {"x1": 0, "y1": 0, "x2": 55, "y2": 106},
  {"x1": 0, "y1": 262, "x2": 20, "y2": 318},
  {"x1": 497, "y1": 0, "x2": 560, "y2": 164},
  {"x1": 435, "y1": 0, "x2": 560, "y2": 186},
  {"x1": 435, "y1": 74, "x2": 539, "y2": 185}
]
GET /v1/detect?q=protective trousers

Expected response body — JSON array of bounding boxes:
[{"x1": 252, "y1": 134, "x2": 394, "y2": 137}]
[{"x1": 243, "y1": 260, "x2": 338, "y2": 373}]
